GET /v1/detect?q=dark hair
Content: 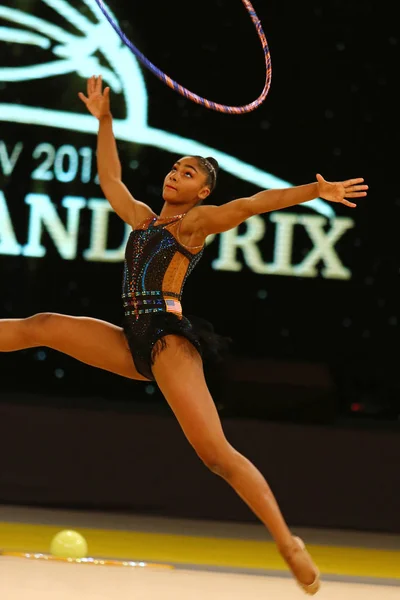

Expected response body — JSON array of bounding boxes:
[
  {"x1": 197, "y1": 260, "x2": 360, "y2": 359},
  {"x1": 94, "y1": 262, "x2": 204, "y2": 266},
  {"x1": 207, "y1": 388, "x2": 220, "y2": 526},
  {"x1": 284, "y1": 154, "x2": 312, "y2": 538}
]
[{"x1": 193, "y1": 156, "x2": 219, "y2": 193}]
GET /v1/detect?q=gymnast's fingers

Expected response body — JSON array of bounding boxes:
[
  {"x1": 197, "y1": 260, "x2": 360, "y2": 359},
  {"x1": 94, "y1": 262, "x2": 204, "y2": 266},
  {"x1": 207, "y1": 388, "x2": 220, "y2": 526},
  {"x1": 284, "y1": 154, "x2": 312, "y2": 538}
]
[
  {"x1": 87, "y1": 75, "x2": 95, "y2": 97},
  {"x1": 341, "y1": 199, "x2": 357, "y2": 208},
  {"x1": 78, "y1": 92, "x2": 88, "y2": 105},
  {"x1": 96, "y1": 75, "x2": 103, "y2": 94},
  {"x1": 344, "y1": 177, "x2": 365, "y2": 186},
  {"x1": 345, "y1": 191, "x2": 367, "y2": 198}
]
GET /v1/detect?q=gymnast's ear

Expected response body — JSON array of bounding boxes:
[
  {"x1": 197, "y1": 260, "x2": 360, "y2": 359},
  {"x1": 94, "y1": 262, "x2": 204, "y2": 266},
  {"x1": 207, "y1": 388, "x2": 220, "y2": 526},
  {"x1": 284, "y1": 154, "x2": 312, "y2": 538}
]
[{"x1": 198, "y1": 186, "x2": 211, "y2": 201}]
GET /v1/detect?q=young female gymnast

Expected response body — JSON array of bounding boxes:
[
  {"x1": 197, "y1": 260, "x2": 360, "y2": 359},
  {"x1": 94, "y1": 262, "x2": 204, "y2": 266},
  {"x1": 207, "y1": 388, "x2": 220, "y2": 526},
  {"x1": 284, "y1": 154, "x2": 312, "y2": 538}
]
[{"x1": 0, "y1": 76, "x2": 367, "y2": 595}]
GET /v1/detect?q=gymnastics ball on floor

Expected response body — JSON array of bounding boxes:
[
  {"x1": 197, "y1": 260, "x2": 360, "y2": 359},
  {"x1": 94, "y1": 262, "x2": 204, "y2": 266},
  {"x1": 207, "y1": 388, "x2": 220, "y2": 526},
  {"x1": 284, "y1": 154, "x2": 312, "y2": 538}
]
[{"x1": 50, "y1": 529, "x2": 88, "y2": 559}]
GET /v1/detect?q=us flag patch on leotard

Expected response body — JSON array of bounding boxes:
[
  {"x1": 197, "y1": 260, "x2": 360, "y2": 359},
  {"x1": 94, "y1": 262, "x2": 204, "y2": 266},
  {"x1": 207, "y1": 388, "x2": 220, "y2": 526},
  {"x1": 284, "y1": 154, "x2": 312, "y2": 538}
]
[{"x1": 165, "y1": 299, "x2": 182, "y2": 314}]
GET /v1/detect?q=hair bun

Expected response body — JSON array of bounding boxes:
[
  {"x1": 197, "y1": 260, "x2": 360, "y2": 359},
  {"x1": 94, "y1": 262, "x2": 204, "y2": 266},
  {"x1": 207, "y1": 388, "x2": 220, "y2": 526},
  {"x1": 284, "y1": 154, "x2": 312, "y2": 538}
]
[{"x1": 205, "y1": 157, "x2": 219, "y2": 172}]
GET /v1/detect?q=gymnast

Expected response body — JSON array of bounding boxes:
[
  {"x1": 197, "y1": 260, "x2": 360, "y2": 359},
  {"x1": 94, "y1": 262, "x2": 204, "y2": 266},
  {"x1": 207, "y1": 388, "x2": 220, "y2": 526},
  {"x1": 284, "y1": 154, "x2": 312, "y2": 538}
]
[{"x1": 0, "y1": 75, "x2": 367, "y2": 595}]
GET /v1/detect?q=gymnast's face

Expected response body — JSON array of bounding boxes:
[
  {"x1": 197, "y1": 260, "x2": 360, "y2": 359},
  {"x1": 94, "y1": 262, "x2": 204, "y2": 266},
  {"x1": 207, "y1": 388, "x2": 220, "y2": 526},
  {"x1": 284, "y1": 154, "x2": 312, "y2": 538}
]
[{"x1": 162, "y1": 156, "x2": 211, "y2": 206}]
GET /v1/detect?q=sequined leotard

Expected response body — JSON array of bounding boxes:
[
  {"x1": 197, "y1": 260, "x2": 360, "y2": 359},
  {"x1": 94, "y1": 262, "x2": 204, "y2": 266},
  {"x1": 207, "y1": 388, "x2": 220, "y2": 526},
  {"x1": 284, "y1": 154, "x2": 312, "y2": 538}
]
[{"x1": 122, "y1": 213, "x2": 204, "y2": 380}]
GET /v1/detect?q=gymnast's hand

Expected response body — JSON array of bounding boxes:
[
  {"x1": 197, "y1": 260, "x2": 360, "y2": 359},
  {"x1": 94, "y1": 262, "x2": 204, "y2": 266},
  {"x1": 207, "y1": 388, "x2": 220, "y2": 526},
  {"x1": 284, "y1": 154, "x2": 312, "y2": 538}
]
[
  {"x1": 78, "y1": 75, "x2": 111, "y2": 120},
  {"x1": 316, "y1": 173, "x2": 368, "y2": 208}
]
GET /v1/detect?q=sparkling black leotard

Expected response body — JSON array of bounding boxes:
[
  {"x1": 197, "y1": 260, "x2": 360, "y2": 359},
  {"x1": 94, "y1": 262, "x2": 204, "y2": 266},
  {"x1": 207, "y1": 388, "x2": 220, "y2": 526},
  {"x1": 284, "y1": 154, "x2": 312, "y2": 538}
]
[{"x1": 122, "y1": 213, "x2": 204, "y2": 380}]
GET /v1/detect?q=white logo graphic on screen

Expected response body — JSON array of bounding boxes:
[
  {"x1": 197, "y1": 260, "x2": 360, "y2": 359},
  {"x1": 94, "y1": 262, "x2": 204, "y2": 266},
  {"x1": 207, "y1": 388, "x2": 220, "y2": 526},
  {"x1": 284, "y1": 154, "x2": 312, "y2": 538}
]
[
  {"x1": 0, "y1": 0, "x2": 354, "y2": 279},
  {"x1": 0, "y1": 0, "x2": 330, "y2": 213}
]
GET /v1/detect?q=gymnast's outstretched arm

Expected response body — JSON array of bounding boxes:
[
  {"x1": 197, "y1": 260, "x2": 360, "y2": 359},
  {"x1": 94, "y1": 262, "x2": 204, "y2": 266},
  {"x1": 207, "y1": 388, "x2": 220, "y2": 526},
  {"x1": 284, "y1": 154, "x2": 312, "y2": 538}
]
[
  {"x1": 79, "y1": 76, "x2": 154, "y2": 228},
  {"x1": 190, "y1": 174, "x2": 368, "y2": 237}
]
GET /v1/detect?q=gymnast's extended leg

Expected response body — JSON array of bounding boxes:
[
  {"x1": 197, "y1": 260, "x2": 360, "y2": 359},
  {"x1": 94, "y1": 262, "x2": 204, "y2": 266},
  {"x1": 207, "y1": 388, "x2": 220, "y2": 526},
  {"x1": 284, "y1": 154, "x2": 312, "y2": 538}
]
[
  {"x1": 0, "y1": 312, "x2": 149, "y2": 381},
  {"x1": 152, "y1": 334, "x2": 320, "y2": 593}
]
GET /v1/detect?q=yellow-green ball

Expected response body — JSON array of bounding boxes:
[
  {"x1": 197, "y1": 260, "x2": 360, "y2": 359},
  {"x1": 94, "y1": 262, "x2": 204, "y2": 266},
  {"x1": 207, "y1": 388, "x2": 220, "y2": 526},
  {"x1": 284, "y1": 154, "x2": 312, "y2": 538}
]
[{"x1": 50, "y1": 530, "x2": 88, "y2": 559}]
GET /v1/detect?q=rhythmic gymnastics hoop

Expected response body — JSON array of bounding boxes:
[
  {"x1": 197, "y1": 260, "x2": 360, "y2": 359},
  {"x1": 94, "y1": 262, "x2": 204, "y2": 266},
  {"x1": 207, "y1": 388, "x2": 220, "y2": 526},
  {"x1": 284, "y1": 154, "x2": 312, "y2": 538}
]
[{"x1": 94, "y1": 0, "x2": 271, "y2": 114}]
